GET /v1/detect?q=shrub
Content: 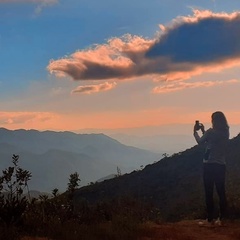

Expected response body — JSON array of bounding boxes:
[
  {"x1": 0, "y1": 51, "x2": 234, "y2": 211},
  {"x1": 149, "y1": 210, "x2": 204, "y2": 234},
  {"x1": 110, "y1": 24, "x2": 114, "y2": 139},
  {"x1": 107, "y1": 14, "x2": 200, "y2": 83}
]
[{"x1": 0, "y1": 154, "x2": 31, "y2": 226}]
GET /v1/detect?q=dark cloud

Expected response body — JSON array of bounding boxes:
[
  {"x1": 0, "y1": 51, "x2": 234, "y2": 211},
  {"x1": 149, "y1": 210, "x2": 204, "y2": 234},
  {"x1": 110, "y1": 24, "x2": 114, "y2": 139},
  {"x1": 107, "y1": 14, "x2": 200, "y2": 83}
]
[
  {"x1": 48, "y1": 11, "x2": 240, "y2": 82},
  {"x1": 146, "y1": 13, "x2": 240, "y2": 63}
]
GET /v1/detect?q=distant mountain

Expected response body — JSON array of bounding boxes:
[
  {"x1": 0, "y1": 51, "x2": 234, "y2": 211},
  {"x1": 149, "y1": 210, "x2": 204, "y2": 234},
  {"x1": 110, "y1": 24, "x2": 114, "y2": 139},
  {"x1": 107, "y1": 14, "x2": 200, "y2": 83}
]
[
  {"x1": 75, "y1": 134, "x2": 240, "y2": 221},
  {"x1": 0, "y1": 128, "x2": 159, "y2": 192},
  {"x1": 79, "y1": 124, "x2": 240, "y2": 154},
  {"x1": 109, "y1": 133, "x2": 195, "y2": 154}
]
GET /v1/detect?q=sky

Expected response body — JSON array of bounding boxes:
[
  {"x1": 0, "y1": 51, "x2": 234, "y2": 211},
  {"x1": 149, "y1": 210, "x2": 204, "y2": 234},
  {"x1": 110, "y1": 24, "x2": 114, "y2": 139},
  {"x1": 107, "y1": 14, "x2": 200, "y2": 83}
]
[{"x1": 1, "y1": 0, "x2": 240, "y2": 137}]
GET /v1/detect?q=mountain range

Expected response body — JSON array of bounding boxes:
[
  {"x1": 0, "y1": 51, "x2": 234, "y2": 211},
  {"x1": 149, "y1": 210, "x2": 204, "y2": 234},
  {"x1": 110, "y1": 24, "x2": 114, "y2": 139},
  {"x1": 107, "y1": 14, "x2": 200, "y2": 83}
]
[
  {"x1": 0, "y1": 128, "x2": 159, "y2": 192},
  {"x1": 109, "y1": 133, "x2": 195, "y2": 154}
]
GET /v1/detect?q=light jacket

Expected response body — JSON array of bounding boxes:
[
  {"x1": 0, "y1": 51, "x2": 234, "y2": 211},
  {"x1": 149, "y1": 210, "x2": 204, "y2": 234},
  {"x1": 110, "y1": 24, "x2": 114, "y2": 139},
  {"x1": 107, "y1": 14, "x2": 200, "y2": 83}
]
[{"x1": 194, "y1": 128, "x2": 229, "y2": 164}]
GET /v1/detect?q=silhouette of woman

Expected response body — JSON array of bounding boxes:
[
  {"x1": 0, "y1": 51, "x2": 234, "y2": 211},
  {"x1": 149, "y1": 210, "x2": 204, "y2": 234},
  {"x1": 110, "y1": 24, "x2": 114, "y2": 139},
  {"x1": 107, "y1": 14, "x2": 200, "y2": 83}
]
[{"x1": 193, "y1": 111, "x2": 229, "y2": 226}]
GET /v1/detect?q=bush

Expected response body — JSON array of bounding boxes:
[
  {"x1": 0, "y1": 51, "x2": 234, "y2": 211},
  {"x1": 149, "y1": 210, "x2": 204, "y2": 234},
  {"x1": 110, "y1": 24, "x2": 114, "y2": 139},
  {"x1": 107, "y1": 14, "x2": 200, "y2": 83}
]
[{"x1": 0, "y1": 155, "x2": 31, "y2": 227}]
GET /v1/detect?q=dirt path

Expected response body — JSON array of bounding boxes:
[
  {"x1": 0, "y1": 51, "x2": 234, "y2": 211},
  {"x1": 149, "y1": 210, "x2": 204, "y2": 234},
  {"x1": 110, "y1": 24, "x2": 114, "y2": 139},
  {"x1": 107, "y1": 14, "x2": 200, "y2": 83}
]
[
  {"x1": 21, "y1": 220, "x2": 240, "y2": 240},
  {"x1": 142, "y1": 220, "x2": 240, "y2": 240}
]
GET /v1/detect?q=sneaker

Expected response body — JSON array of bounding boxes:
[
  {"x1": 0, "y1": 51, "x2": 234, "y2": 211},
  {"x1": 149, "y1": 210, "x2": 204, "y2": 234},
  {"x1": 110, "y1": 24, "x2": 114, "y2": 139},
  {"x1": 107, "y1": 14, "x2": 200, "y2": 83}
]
[{"x1": 198, "y1": 219, "x2": 214, "y2": 227}]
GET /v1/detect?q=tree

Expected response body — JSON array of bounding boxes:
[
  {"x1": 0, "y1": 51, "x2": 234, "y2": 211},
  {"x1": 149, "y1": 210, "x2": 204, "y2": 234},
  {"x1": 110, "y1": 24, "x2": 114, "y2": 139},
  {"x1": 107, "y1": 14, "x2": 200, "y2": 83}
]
[
  {"x1": 66, "y1": 172, "x2": 81, "y2": 215},
  {"x1": 52, "y1": 188, "x2": 59, "y2": 198},
  {"x1": 0, "y1": 154, "x2": 32, "y2": 225},
  {"x1": 162, "y1": 153, "x2": 169, "y2": 158},
  {"x1": 67, "y1": 172, "x2": 80, "y2": 194},
  {"x1": 115, "y1": 166, "x2": 122, "y2": 177}
]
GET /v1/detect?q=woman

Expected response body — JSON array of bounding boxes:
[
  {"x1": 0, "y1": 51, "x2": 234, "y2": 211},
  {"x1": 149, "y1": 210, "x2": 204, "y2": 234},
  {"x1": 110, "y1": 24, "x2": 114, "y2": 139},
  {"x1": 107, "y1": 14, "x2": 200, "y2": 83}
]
[{"x1": 193, "y1": 111, "x2": 229, "y2": 226}]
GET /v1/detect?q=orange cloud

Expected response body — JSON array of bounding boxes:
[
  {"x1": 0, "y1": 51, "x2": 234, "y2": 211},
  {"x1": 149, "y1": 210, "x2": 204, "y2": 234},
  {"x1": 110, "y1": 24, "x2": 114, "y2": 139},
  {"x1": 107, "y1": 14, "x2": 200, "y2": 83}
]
[
  {"x1": 48, "y1": 10, "x2": 240, "y2": 86},
  {"x1": 153, "y1": 79, "x2": 240, "y2": 93},
  {"x1": 0, "y1": 111, "x2": 57, "y2": 125},
  {"x1": 1, "y1": 109, "x2": 240, "y2": 133},
  {"x1": 48, "y1": 34, "x2": 154, "y2": 81},
  {"x1": 72, "y1": 82, "x2": 117, "y2": 94}
]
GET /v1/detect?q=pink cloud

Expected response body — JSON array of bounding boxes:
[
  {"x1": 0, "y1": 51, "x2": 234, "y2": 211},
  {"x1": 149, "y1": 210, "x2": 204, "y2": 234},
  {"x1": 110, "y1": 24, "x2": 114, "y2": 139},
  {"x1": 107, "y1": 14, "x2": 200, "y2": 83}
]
[
  {"x1": 153, "y1": 79, "x2": 240, "y2": 94},
  {"x1": 48, "y1": 10, "x2": 240, "y2": 85},
  {"x1": 72, "y1": 82, "x2": 117, "y2": 94},
  {"x1": 0, "y1": 112, "x2": 56, "y2": 125},
  {"x1": 48, "y1": 34, "x2": 154, "y2": 81}
]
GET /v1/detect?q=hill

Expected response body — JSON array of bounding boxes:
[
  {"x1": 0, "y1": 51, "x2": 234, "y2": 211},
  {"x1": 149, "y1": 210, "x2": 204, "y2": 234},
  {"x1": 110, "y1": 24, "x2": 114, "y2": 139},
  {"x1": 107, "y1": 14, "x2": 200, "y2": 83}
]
[
  {"x1": 0, "y1": 128, "x2": 159, "y2": 192},
  {"x1": 74, "y1": 134, "x2": 240, "y2": 221}
]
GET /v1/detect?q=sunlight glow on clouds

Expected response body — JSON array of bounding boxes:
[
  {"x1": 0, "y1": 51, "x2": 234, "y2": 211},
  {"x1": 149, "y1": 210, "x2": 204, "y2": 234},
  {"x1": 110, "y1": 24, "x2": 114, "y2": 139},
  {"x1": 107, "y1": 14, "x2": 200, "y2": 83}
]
[
  {"x1": 48, "y1": 10, "x2": 240, "y2": 92},
  {"x1": 72, "y1": 82, "x2": 117, "y2": 94},
  {"x1": 1, "y1": 109, "x2": 240, "y2": 132},
  {"x1": 48, "y1": 35, "x2": 154, "y2": 80},
  {"x1": 152, "y1": 79, "x2": 240, "y2": 93},
  {"x1": 0, "y1": 112, "x2": 57, "y2": 125}
]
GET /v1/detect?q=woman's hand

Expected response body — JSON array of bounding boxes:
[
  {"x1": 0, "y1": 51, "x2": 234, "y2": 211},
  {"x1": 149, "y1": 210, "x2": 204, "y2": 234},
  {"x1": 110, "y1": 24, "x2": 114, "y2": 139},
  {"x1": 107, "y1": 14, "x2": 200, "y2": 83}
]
[
  {"x1": 200, "y1": 124, "x2": 205, "y2": 134},
  {"x1": 193, "y1": 124, "x2": 198, "y2": 133}
]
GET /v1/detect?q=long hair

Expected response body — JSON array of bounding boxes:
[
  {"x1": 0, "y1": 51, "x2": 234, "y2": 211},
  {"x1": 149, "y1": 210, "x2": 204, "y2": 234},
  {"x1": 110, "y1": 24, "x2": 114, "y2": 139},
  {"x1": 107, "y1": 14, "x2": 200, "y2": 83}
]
[{"x1": 211, "y1": 111, "x2": 229, "y2": 131}]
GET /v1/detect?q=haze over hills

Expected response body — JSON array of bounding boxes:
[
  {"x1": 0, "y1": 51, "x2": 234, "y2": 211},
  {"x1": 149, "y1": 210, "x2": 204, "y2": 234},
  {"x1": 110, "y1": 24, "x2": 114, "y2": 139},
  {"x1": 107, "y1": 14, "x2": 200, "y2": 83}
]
[
  {"x1": 0, "y1": 128, "x2": 159, "y2": 192},
  {"x1": 78, "y1": 124, "x2": 240, "y2": 154},
  {"x1": 109, "y1": 133, "x2": 194, "y2": 154}
]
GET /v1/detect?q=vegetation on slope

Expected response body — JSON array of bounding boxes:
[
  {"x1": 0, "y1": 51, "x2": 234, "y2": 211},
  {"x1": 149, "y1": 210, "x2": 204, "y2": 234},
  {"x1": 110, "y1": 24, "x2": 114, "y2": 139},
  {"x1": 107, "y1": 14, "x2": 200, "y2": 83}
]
[
  {"x1": 75, "y1": 134, "x2": 240, "y2": 221},
  {"x1": 1, "y1": 134, "x2": 240, "y2": 239}
]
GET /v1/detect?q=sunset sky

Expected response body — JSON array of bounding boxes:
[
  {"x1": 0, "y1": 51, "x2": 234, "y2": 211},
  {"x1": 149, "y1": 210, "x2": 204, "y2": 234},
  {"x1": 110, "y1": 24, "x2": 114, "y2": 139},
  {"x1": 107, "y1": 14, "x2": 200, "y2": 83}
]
[{"x1": 1, "y1": 0, "x2": 240, "y2": 137}]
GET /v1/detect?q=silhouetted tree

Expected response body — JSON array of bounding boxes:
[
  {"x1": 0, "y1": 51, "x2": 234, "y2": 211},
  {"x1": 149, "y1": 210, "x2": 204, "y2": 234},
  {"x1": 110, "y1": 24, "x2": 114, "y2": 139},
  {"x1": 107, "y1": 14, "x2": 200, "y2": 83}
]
[
  {"x1": 115, "y1": 166, "x2": 122, "y2": 177},
  {"x1": 52, "y1": 188, "x2": 59, "y2": 198},
  {"x1": 0, "y1": 154, "x2": 32, "y2": 226},
  {"x1": 67, "y1": 172, "x2": 80, "y2": 194}
]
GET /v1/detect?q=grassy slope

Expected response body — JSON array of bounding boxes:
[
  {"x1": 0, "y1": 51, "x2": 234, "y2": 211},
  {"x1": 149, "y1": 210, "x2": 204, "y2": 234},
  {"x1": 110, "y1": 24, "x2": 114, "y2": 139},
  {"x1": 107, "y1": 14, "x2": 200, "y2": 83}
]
[{"x1": 75, "y1": 134, "x2": 240, "y2": 221}]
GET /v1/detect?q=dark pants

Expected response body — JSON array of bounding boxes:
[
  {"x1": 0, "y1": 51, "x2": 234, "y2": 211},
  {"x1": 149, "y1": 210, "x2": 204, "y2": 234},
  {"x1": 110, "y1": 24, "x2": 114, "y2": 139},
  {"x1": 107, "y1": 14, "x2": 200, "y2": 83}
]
[{"x1": 203, "y1": 163, "x2": 227, "y2": 222}]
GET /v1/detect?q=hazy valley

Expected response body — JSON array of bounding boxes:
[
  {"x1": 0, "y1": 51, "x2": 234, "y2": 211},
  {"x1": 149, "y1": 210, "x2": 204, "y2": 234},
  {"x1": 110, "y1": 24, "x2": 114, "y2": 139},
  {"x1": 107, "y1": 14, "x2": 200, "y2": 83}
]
[{"x1": 0, "y1": 128, "x2": 160, "y2": 192}]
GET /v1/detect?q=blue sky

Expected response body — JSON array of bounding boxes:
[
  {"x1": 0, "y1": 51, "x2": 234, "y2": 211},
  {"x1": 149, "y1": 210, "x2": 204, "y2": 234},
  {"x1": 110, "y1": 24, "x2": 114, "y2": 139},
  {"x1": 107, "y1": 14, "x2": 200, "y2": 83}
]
[{"x1": 1, "y1": 0, "x2": 240, "y2": 137}]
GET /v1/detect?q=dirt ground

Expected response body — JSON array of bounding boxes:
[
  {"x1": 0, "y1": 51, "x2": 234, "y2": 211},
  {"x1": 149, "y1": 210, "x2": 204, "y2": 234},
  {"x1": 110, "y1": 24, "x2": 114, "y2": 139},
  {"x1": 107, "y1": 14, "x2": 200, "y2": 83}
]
[
  {"x1": 21, "y1": 220, "x2": 240, "y2": 240},
  {"x1": 142, "y1": 220, "x2": 240, "y2": 240}
]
